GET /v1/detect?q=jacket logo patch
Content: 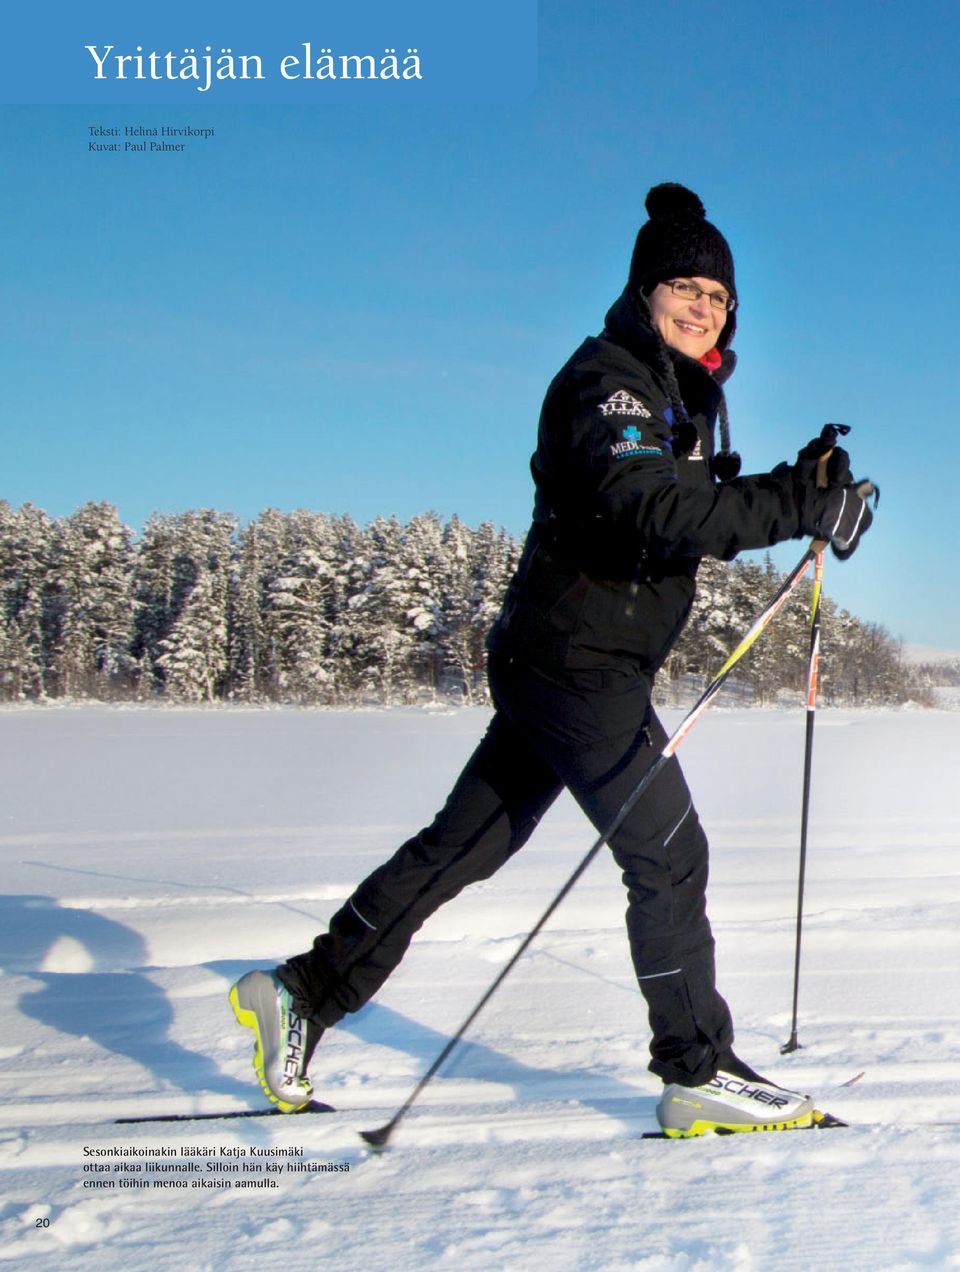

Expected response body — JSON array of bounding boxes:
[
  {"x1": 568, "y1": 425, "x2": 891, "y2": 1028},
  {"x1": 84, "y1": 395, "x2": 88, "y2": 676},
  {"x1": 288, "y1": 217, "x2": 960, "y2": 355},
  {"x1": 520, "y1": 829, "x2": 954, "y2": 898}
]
[
  {"x1": 599, "y1": 389, "x2": 652, "y2": 418},
  {"x1": 610, "y1": 425, "x2": 662, "y2": 460}
]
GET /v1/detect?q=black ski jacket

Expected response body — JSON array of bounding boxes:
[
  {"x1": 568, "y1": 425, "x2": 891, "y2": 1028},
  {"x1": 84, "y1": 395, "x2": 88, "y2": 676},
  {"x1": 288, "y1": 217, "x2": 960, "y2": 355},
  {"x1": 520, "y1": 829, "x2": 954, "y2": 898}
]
[{"x1": 487, "y1": 288, "x2": 804, "y2": 674}]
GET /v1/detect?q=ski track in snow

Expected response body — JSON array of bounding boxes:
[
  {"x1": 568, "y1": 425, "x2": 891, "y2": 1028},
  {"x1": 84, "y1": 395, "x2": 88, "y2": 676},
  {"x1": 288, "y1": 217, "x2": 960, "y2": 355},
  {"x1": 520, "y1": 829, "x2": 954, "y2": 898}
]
[{"x1": 2, "y1": 705, "x2": 960, "y2": 1270}]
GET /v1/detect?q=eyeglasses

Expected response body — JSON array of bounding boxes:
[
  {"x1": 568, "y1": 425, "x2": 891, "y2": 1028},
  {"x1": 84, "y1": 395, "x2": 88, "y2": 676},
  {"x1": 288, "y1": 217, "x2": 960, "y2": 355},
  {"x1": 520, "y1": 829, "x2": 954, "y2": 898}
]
[{"x1": 664, "y1": 279, "x2": 737, "y2": 313}]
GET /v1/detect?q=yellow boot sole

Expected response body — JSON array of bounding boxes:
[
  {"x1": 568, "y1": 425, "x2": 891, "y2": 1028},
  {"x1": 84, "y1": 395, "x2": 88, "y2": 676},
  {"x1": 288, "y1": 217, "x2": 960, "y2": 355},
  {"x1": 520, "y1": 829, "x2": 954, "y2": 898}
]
[{"x1": 662, "y1": 1108, "x2": 818, "y2": 1138}]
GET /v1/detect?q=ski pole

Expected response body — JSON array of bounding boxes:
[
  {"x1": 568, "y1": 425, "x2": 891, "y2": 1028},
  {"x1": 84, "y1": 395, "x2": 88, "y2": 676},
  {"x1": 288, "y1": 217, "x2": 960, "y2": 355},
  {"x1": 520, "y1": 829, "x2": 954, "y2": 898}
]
[
  {"x1": 781, "y1": 547, "x2": 825, "y2": 1054},
  {"x1": 360, "y1": 544, "x2": 817, "y2": 1150},
  {"x1": 778, "y1": 421, "x2": 852, "y2": 1052}
]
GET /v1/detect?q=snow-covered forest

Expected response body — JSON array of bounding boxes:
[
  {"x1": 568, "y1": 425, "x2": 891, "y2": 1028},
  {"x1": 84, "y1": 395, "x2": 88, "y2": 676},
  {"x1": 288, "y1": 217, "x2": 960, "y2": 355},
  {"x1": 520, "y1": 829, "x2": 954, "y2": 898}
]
[{"x1": 0, "y1": 499, "x2": 920, "y2": 707}]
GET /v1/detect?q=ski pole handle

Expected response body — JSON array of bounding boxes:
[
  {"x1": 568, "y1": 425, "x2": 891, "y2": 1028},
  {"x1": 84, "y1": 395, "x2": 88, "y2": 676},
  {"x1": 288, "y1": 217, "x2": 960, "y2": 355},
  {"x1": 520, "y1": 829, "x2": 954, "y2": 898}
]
[
  {"x1": 815, "y1": 422, "x2": 851, "y2": 491},
  {"x1": 813, "y1": 421, "x2": 851, "y2": 550},
  {"x1": 812, "y1": 450, "x2": 832, "y2": 552}
]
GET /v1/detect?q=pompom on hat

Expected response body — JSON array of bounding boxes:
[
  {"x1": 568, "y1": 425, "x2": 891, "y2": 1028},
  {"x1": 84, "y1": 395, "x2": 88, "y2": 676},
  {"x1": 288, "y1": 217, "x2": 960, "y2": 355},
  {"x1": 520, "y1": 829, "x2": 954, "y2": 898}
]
[{"x1": 629, "y1": 183, "x2": 737, "y2": 348}]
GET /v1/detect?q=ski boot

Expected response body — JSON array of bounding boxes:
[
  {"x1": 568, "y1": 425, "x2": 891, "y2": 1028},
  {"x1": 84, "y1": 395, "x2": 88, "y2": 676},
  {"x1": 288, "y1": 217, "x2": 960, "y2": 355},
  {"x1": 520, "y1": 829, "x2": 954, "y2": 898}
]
[
  {"x1": 229, "y1": 970, "x2": 321, "y2": 1112},
  {"x1": 657, "y1": 1054, "x2": 813, "y2": 1137}
]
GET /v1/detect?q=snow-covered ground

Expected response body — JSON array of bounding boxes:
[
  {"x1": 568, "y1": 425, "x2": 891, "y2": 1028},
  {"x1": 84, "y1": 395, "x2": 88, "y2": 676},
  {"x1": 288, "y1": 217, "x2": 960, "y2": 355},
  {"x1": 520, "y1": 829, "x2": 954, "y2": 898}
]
[{"x1": 2, "y1": 703, "x2": 960, "y2": 1270}]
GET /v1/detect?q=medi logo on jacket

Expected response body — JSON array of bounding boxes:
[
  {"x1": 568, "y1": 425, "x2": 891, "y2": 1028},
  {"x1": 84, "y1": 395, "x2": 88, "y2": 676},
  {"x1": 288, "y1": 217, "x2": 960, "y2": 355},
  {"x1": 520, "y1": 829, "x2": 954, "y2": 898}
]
[{"x1": 610, "y1": 424, "x2": 663, "y2": 461}]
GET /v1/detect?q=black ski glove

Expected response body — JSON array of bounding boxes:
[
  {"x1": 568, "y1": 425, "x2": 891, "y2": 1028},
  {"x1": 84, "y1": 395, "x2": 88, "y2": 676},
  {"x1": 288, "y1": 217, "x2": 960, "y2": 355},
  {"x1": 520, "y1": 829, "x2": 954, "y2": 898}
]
[
  {"x1": 814, "y1": 480, "x2": 876, "y2": 559},
  {"x1": 792, "y1": 424, "x2": 877, "y2": 559},
  {"x1": 794, "y1": 424, "x2": 853, "y2": 495}
]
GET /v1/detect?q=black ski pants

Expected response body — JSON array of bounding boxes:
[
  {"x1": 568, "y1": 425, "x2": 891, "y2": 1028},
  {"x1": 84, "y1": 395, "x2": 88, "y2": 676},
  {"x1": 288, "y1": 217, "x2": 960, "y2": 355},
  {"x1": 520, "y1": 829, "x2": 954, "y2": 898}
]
[{"x1": 279, "y1": 654, "x2": 734, "y2": 1086}]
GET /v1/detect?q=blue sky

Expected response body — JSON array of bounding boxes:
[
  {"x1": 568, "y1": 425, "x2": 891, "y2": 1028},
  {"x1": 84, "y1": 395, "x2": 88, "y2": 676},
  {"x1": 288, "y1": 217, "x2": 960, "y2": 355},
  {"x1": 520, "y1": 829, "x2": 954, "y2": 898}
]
[{"x1": 2, "y1": 0, "x2": 958, "y2": 645}]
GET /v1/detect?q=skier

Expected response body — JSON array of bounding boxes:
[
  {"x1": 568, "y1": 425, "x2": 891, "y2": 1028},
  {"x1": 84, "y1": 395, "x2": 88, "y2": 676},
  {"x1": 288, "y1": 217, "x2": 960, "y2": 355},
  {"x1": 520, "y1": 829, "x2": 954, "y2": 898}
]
[{"x1": 230, "y1": 183, "x2": 874, "y2": 1135}]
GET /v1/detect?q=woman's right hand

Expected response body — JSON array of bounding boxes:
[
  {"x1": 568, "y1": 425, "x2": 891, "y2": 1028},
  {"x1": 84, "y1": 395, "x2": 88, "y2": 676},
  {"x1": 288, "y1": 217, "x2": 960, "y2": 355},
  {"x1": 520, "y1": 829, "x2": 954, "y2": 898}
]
[{"x1": 792, "y1": 430, "x2": 876, "y2": 559}]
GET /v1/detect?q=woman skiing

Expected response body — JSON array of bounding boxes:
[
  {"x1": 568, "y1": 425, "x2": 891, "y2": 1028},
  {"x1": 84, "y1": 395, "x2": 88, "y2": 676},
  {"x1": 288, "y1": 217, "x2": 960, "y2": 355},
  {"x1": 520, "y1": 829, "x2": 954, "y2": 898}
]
[{"x1": 230, "y1": 183, "x2": 874, "y2": 1135}]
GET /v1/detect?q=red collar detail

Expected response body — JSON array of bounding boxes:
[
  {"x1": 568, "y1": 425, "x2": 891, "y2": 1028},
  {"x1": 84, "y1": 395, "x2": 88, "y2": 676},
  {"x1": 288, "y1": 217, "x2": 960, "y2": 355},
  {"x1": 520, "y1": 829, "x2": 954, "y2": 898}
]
[{"x1": 699, "y1": 347, "x2": 723, "y2": 372}]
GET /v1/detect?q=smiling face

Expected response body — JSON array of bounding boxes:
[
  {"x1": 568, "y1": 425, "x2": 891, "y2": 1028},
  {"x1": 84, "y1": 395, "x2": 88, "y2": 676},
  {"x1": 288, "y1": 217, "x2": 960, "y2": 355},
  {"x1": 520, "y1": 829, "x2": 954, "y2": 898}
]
[{"x1": 647, "y1": 277, "x2": 730, "y2": 359}]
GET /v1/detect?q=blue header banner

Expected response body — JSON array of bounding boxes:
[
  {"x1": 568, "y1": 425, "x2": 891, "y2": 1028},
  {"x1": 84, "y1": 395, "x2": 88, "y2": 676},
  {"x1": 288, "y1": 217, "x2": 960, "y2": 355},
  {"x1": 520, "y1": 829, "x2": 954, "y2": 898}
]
[{"x1": 1, "y1": 1, "x2": 537, "y2": 105}]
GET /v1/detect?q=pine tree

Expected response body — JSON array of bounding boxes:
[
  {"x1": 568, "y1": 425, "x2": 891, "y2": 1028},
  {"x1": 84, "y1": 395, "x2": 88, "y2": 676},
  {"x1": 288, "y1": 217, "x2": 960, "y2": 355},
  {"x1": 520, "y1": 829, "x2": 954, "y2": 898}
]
[
  {"x1": 47, "y1": 502, "x2": 135, "y2": 697},
  {"x1": 438, "y1": 515, "x2": 476, "y2": 701},
  {"x1": 339, "y1": 515, "x2": 428, "y2": 704},
  {"x1": 138, "y1": 510, "x2": 235, "y2": 701},
  {"x1": 0, "y1": 502, "x2": 55, "y2": 699},
  {"x1": 157, "y1": 566, "x2": 228, "y2": 702},
  {"x1": 132, "y1": 513, "x2": 178, "y2": 695},
  {"x1": 231, "y1": 513, "x2": 287, "y2": 702},
  {"x1": 262, "y1": 510, "x2": 340, "y2": 703},
  {"x1": 322, "y1": 514, "x2": 371, "y2": 702}
]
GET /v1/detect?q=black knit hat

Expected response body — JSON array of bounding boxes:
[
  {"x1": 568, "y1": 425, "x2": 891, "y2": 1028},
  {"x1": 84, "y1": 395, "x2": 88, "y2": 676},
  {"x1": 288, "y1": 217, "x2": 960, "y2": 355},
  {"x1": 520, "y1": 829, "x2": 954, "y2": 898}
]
[{"x1": 629, "y1": 183, "x2": 737, "y2": 347}]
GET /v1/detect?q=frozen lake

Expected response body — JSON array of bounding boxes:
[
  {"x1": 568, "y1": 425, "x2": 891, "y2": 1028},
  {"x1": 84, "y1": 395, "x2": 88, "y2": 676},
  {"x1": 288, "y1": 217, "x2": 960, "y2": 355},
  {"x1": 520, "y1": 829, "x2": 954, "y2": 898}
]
[{"x1": 2, "y1": 703, "x2": 959, "y2": 1270}]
